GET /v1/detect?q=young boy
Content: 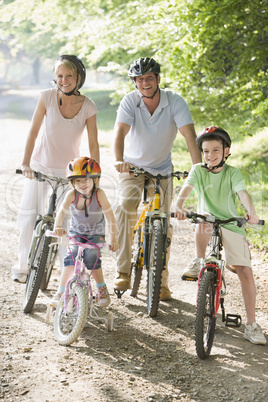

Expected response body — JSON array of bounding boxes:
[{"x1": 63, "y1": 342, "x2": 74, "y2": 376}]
[{"x1": 175, "y1": 126, "x2": 266, "y2": 345}]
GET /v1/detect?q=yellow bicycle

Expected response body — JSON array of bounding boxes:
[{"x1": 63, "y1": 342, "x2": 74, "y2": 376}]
[{"x1": 128, "y1": 167, "x2": 188, "y2": 317}]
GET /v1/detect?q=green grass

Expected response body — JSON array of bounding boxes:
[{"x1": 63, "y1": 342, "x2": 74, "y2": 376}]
[
  {"x1": 82, "y1": 89, "x2": 117, "y2": 132},
  {"x1": 172, "y1": 129, "x2": 268, "y2": 252}
]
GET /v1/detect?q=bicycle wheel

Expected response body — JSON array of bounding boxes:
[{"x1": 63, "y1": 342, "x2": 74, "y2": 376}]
[
  {"x1": 130, "y1": 227, "x2": 143, "y2": 297},
  {"x1": 54, "y1": 285, "x2": 88, "y2": 345},
  {"x1": 146, "y1": 219, "x2": 165, "y2": 317},
  {"x1": 23, "y1": 224, "x2": 52, "y2": 313},
  {"x1": 40, "y1": 242, "x2": 58, "y2": 291},
  {"x1": 195, "y1": 270, "x2": 216, "y2": 359}
]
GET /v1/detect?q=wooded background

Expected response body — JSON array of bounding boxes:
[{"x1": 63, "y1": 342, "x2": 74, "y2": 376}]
[{"x1": 1, "y1": 0, "x2": 267, "y2": 248}]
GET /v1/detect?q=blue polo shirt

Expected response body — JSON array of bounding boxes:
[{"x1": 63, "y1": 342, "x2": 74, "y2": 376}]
[{"x1": 116, "y1": 89, "x2": 193, "y2": 175}]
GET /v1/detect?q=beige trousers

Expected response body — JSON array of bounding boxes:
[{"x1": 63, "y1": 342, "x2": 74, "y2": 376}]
[{"x1": 115, "y1": 173, "x2": 173, "y2": 286}]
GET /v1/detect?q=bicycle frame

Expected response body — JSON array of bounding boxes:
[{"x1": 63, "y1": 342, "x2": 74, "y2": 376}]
[{"x1": 197, "y1": 223, "x2": 225, "y2": 319}]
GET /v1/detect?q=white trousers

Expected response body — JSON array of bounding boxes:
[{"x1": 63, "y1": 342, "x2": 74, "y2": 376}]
[{"x1": 12, "y1": 164, "x2": 68, "y2": 276}]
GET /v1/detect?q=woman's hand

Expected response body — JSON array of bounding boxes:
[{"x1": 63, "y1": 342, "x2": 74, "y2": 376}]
[{"x1": 21, "y1": 165, "x2": 35, "y2": 179}]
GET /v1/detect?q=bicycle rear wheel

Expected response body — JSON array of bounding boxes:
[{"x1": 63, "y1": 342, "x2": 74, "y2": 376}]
[
  {"x1": 146, "y1": 219, "x2": 165, "y2": 317},
  {"x1": 130, "y1": 227, "x2": 143, "y2": 297},
  {"x1": 23, "y1": 223, "x2": 52, "y2": 313},
  {"x1": 54, "y1": 285, "x2": 88, "y2": 345},
  {"x1": 195, "y1": 270, "x2": 216, "y2": 359}
]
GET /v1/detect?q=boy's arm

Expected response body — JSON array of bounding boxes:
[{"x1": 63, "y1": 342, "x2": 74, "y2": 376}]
[
  {"x1": 238, "y1": 190, "x2": 259, "y2": 224},
  {"x1": 97, "y1": 189, "x2": 119, "y2": 252},
  {"x1": 54, "y1": 189, "x2": 74, "y2": 236},
  {"x1": 175, "y1": 183, "x2": 194, "y2": 220}
]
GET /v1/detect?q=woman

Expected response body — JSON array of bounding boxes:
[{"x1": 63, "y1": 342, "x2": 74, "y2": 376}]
[{"x1": 12, "y1": 55, "x2": 100, "y2": 283}]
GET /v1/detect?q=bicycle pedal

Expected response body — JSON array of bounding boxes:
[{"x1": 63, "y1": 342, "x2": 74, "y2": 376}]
[
  {"x1": 181, "y1": 275, "x2": 198, "y2": 282},
  {"x1": 114, "y1": 289, "x2": 126, "y2": 299},
  {"x1": 225, "y1": 314, "x2": 242, "y2": 327}
]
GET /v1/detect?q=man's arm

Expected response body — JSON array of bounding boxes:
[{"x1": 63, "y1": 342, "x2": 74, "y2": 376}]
[
  {"x1": 179, "y1": 124, "x2": 202, "y2": 164},
  {"x1": 114, "y1": 122, "x2": 131, "y2": 173}
]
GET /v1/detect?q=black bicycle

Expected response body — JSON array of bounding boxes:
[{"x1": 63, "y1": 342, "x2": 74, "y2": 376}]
[{"x1": 16, "y1": 170, "x2": 68, "y2": 313}]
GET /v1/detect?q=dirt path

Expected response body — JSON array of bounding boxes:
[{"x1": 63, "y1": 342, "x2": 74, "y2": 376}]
[{"x1": 0, "y1": 88, "x2": 267, "y2": 402}]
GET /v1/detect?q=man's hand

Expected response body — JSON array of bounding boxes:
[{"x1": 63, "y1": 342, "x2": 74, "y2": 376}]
[{"x1": 114, "y1": 161, "x2": 131, "y2": 173}]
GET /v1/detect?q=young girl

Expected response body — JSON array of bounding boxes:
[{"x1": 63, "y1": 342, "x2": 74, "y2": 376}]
[{"x1": 51, "y1": 156, "x2": 118, "y2": 307}]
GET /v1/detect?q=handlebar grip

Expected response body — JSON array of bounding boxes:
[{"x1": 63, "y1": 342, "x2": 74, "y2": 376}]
[
  {"x1": 258, "y1": 219, "x2": 265, "y2": 226},
  {"x1": 16, "y1": 169, "x2": 22, "y2": 174},
  {"x1": 170, "y1": 212, "x2": 175, "y2": 218}
]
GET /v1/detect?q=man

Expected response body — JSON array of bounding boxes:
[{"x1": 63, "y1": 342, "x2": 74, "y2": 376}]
[{"x1": 114, "y1": 57, "x2": 201, "y2": 300}]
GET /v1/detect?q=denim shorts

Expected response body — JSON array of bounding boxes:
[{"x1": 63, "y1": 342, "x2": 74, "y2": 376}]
[{"x1": 64, "y1": 233, "x2": 105, "y2": 270}]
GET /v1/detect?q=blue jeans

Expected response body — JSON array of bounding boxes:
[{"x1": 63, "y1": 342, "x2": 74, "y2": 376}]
[{"x1": 64, "y1": 233, "x2": 105, "y2": 270}]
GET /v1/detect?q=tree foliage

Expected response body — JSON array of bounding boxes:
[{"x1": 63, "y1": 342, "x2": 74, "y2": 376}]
[{"x1": 0, "y1": 0, "x2": 267, "y2": 135}]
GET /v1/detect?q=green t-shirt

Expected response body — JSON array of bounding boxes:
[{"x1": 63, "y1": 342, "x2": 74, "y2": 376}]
[{"x1": 186, "y1": 163, "x2": 247, "y2": 235}]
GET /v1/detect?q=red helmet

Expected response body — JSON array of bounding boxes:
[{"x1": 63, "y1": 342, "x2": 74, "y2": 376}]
[
  {"x1": 66, "y1": 157, "x2": 101, "y2": 179},
  {"x1": 196, "y1": 126, "x2": 231, "y2": 151}
]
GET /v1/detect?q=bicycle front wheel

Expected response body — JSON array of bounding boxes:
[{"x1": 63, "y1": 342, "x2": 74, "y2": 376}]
[
  {"x1": 23, "y1": 224, "x2": 52, "y2": 314},
  {"x1": 146, "y1": 219, "x2": 165, "y2": 317},
  {"x1": 40, "y1": 242, "x2": 58, "y2": 291},
  {"x1": 54, "y1": 285, "x2": 88, "y2": 345},
  {"x1": 195, "y1": 270, "x2": 216, "y2": 359},
  {"x1": 130, "y1": 227, "x2": 143, "y2": 297}
]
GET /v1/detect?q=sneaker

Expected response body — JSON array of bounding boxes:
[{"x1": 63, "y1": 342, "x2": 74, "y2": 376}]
[
  {"x1": 160, "y1": 286, "x2": 172, "y2": 301},
  {"x1": 12, "y1": 272, "x2": 28, "y2": 284},
  {"x1": 181, "y1": 257, "x2": 201, "y2": 281},
  {"x1": 114, "y1": 273, "x2": 130, "y2": 291},
  {"x1": 49, "y1": 292, "x2": 63, "y2": 308},
  {"x1": 96, "y1": 285, "x2": 111, "y2": 308},
  {"x1": 244, "y1": 322, "x2": 267, "y2": 345}
]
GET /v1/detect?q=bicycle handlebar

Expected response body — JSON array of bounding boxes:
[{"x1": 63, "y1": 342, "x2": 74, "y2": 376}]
[
  {"x1": 45, "y1": 230, "x2": 110, "y2": 252},
  {"x1": 16, "y1": 169, "x2": 68, "y2": 184},
  {"x1": 171, "y1": 211, "x2": 264, "y2": 227},
  {"x1": 129, "y1": 167, "x2": 188, "y2": 180}
]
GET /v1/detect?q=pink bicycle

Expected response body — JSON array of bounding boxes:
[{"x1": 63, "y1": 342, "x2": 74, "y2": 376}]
[{"x1": 46, "y1": 231, "x2": 113, "y2": 345}]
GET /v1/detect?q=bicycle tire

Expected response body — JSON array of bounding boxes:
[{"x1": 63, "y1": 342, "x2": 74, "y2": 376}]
[
  {"x1": 146, "y1": 219, "x2": 165, "y2": 317},
  {"x1": 195, "y1": 270, "x2": 216, "y2": 359},
  {"x1": 23, "y1": 224, "x2": 52, "y2": 313},
  {"x1": 130, "y1": 227, "x2": 143, "y2": 297},
  {"x1": 54, "y1": 285, "x2": 88, "y2": 345},
  {"x1": 40, "y1": 242, "x2": 58, "y2": 291}
]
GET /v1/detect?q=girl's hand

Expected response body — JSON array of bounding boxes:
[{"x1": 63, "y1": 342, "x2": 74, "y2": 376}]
[
  {"x1": 245, "y1": 213, "x2": 259, "y2": 225},
  {"x1": 54, "y1": 227, "x2": 67, "y2": 237},
  {"x1": 22, "y1": 165, "x2": 35, "y2": 179},
  {"x1": 110, "y1": 240, "x2": 119, "y2": 252},
  {"x1": 174, "y1": 208, "x2": 188, "y2": 220}
]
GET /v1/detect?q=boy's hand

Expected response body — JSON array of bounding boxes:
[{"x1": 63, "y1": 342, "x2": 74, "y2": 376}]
[
  {"x1": 54, "y1": 227, "x2": 66, "y2": 237},
  {"x1": 245, "y1": 213, "x2": 259, "y2": 225},
  {"x1": 174, "y1": 208, "x2": 188, "y2": 220}
]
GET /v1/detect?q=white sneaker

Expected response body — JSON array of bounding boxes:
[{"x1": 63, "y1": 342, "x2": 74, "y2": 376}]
[
  {"x1": 181, "y1": 257, "x2": 201, "y2": 280},
  {"x1": 12, "y1": 272, "x2": 28, "y2": 283},
  {"x1": 244, "y1": 322, "x2": 266, "y2": 345}
]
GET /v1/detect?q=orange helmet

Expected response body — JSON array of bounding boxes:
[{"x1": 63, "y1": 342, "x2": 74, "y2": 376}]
[{"x1": 66, "y1": 157, "x2": 101, "y2": 179}]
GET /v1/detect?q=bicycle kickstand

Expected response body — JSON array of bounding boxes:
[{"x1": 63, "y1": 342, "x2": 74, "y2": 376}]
[{"x1": 114, "y1": 289, "x2": 126, "y2": 299}]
